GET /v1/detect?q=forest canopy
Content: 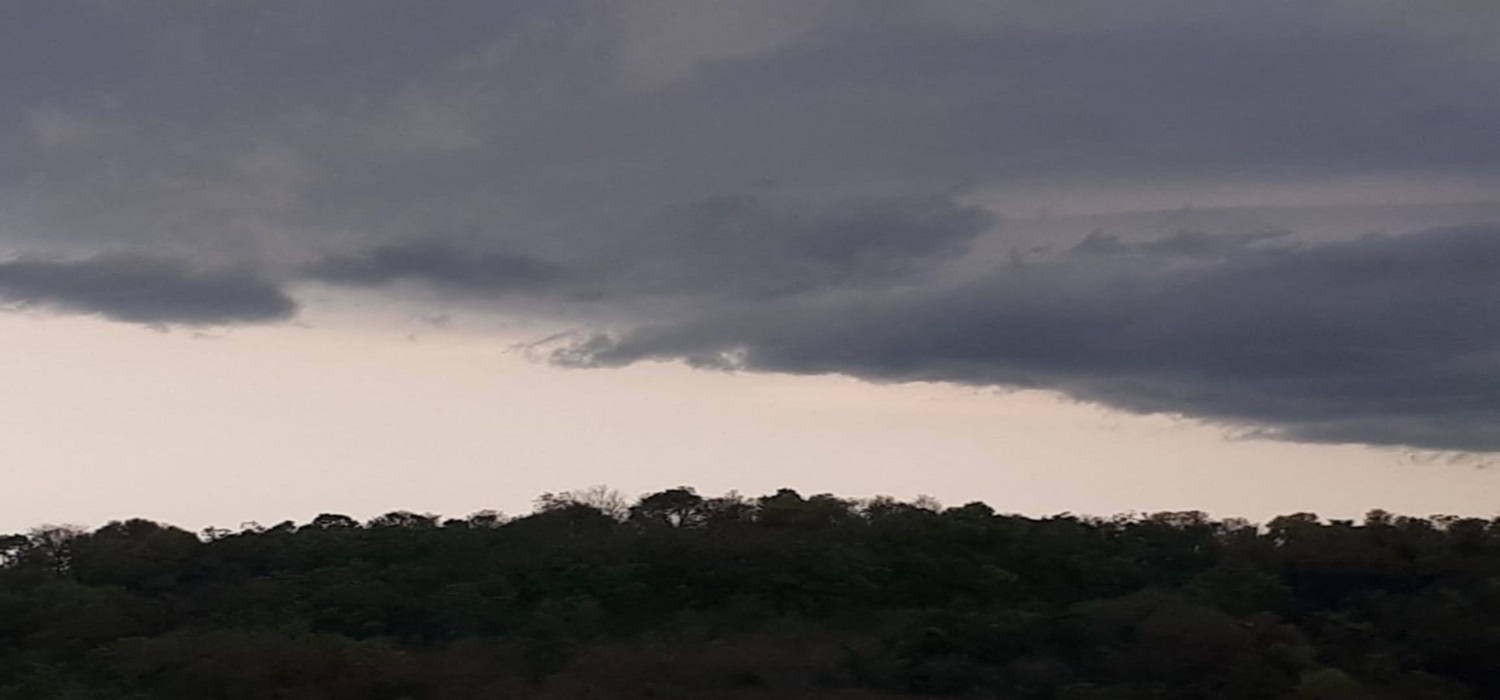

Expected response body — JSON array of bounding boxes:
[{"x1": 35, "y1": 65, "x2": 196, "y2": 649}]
[{"x1": 3, "y1": 487, "x2": 1499, "y2": 699}]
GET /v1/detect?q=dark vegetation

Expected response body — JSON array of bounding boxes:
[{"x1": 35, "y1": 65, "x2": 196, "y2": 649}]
[{"x1": 3, "y1": 486, "x2": 1500, "y2": 699}]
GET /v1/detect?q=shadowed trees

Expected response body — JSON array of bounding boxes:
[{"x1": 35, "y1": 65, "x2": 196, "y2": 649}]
[{"x1": 1, "y1": 488, "x2": 1499, "y2": 698}]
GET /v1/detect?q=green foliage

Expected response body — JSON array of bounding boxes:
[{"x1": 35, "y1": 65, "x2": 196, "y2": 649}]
[{"x1": 1, "y1": 494, "x2": 1499, "y2": 698}]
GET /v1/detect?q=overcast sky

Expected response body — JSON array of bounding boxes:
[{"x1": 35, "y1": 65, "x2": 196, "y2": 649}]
[{"x1": 3, "y1": 1, "x2": 1498, "y2": 531}]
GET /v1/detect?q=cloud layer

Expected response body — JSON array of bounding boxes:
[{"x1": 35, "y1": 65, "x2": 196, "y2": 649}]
[
  {"x1": 555, "y1": 226, "x2": 1500, "y2": 452},
  {"x1": 2, "y1": 1, "x2": 1498, "y2": 452},
  {"x1": 0, "y1": 254, "x2": 294, "y2": 325}
]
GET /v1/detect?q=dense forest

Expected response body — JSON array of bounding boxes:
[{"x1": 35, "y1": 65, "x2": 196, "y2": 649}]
[{"x1": 3, "y1": 487, "x2": 1499, "y2": 699}]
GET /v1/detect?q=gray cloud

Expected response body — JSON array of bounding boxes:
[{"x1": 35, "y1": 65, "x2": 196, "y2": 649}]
[
  {"x1": 6, "y1": 0, "x2": 1500, "y2": 258},
  {"x1": 0, "y1": 254, "x2": 295, "y2": 325},
  {"x1": 605, "y1": 193, "x2": 993, "y2": 300},
  {"x1": 302, "y1": 193, "x2": 994, "y2": 304},
  {"x1": 306, "y1": 241, "x2": 571, "y2": 295},
  {"x1": 554, "y1": 226, "x2": 1500, "y2": 453},
  {"x1": 3, "y1": 1, "x2": 1500, "y2": 453}
]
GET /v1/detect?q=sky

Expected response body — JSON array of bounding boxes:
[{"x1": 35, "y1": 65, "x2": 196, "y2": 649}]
[{"x1": 2, "y1": 0, "x2": 1499, "y2": 532}]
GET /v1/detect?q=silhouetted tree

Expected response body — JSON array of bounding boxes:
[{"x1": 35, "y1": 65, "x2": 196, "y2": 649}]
[{"x1": 1, "y1": 488, "x2": 1499, "y2": 698}]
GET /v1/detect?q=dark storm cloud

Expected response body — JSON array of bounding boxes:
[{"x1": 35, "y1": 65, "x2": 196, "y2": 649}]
[
  {"x1": 608, "y1": 193, "x2": 994, "y2": 299},
  {"x1": 306, "y1": 242, "x2": 571, "y2": 295},
  {"x1": 6, "y1": 0, "x2": 1500, "y2": 255},
  {"x1": 553, "y1": 226, "x2": 1500, "y2": 452},
  {"x1": 4, "y1": 1, "x2": 1500, "y2": 452},
  {"x1": 0, "y1": 254, "x2": 295, "y2": 325},
  {"x1": 302, "y1": 193, "x2": 994, "y2": 302},
  {"x1": 636, "y1": 17, "x2": 1500, "y2": 186}
]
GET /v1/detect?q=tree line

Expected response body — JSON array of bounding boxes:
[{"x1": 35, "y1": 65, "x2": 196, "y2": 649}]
[{"x1": 2, "y1": 486, "x2": 1499, "y2": 698}]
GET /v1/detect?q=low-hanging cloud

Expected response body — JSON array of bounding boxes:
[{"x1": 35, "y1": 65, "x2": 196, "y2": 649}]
[
  {"x1": 302, "y1": 193, "x2": 995, "y2": 303},
  {"x1": 553, "y1": 226, "x2": 1500, "y2": 453},
  {"x1": 0, "y1": 254, "x2": 296, "y2": 325},
  {"x1": 306, "y1": 241, "x2": 572, "y2": 295},
  {"x1": 6, "y1": 0, "x2": 1500, "y2": 259},
  {"x1": 3, "y1": 1, "x2": 1500, "y2": 454},
  {"x1": 606, "y1": 193, "x2": 995, "y2": 300}
]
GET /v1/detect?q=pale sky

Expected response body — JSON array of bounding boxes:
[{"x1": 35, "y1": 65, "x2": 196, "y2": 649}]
[
  {"x1": 4, "y1": 300, "x2": 1496, "y2": 533},
  {"x1": 2, "y1": 1, "x2": 1498, "y2": 532}
]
